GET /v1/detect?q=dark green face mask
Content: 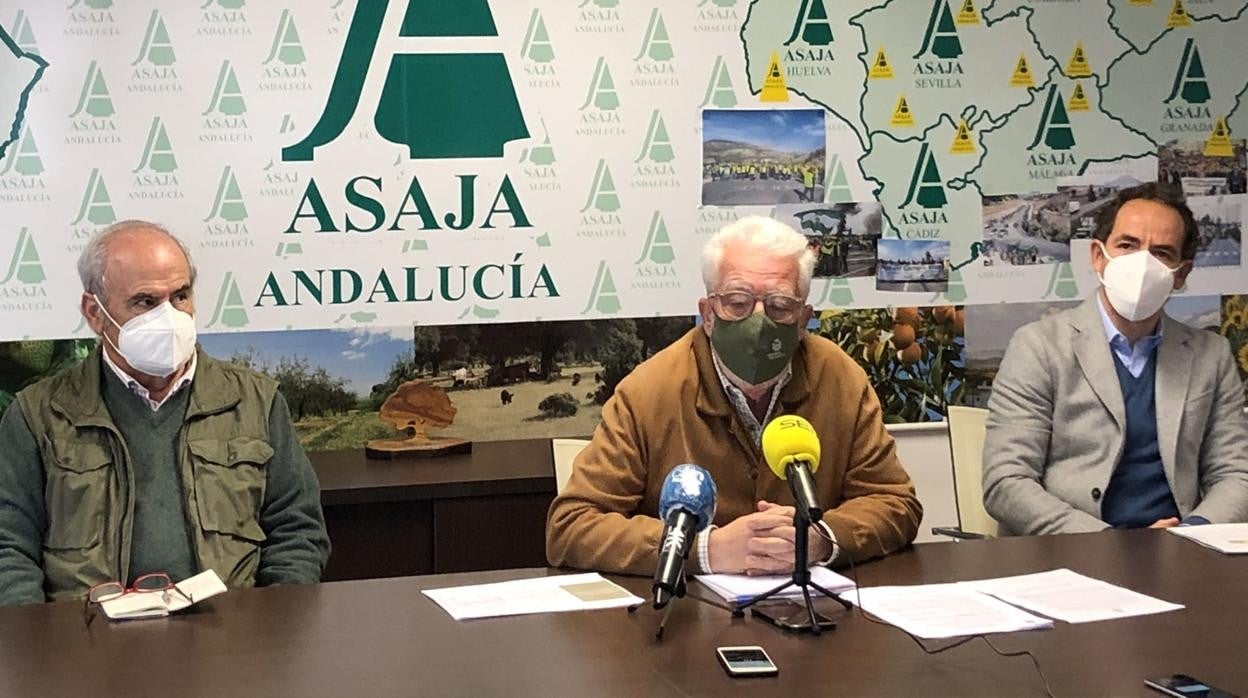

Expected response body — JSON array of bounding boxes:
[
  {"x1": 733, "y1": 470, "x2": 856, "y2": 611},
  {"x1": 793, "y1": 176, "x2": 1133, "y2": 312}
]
[{"x1": 710, "y1": 312, "x2": 800, "y2": 385}]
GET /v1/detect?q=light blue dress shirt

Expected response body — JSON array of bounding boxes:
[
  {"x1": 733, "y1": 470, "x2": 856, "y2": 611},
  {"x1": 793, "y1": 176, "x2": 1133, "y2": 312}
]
[{"x1": 1096, "y1": 295, "x2": 1162, "y2": 377}]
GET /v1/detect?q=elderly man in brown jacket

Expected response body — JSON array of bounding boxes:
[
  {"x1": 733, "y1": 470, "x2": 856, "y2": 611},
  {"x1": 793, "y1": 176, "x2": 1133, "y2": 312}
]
[{"x1": 547, "y1": 216, "x2": 921, "y2": 576}]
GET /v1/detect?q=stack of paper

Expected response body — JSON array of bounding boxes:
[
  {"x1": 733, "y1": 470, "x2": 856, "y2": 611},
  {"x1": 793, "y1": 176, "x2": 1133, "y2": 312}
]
[
  {"x1": 849, "y1": 584, "x2": 1054, "y2": 639},
  {"x1": 423, "y1": 573, "x2": 644, "y2": 621},
  {"x1": 965, "y1": 568, "x2": 1184, "y2": 623},
  {"x1": 1169, "y1": 523, "x2": 1248, "y2": 554},
  {"x1": 695, "y1": 567, "x2": 855, "y2": 605}
]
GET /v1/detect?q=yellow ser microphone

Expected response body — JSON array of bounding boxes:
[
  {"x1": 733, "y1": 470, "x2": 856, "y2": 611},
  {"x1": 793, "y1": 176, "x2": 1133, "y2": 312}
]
[{"x1": 761, "y1": 415, "x2": 823, "y2": 522}]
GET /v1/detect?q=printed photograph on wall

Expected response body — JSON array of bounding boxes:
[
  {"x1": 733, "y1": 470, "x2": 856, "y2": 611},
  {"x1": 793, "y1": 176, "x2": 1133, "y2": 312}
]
[
  {"x1": 876, "y1": 239, "x2": 950, "y2": 293},
  {"x1": 961, "y1": 300, "x2": 1081, "y2": 408},
  {"x1": 1186, "y1": 195, "x2": 1243, "y2": 268},
  {"x1": 701, "y1": 109, "x2": 827, "y2": 205},
  {"x1": 0, "y1": 340, "x2": 94, "y2": 417},
  {"x1": 1166, "y1": 295, "x2": 1223, "y2": 333},
  {"x1": 1221, "y1": 295, "x2": 1248, "y2": 402},
  {"x1": 772, "y1": 202, "x2": 882, "y2": 279},
  {"x1": 980, "y1": 191, "x2": 1074, "y2": 266},
  {"x1": 201, "y1": 318, "x2": 695, "y2": 452},
  {"x1": 1057, "y1": 176, "x2": 1147, "y2": 240},
  {"x1": 1158, "y1": 140, "x2": 1247, "y2": 197},
  {"x1": 814, "y1": 306, "x2": 964, "y2": 423}
]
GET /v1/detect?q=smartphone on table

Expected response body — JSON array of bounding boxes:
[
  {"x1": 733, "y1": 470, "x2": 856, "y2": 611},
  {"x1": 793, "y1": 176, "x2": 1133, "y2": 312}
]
[
  {"x1": 716, "y1": 646, "x2": 779, "y2": 678},
  {"x1": 1145, "y1": 674, "x2": 1238, "y2": 698}
]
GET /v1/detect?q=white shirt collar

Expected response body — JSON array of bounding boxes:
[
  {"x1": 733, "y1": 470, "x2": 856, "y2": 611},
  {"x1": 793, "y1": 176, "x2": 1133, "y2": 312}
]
[{"x1": 101, "y1": 348, "x2": 197, "y2": 412}]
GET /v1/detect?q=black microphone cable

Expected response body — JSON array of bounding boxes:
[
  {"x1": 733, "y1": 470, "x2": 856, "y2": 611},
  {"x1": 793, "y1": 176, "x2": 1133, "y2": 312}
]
[{"x1": 810, "y1": 526, "x2": 1056, "y2": 698}]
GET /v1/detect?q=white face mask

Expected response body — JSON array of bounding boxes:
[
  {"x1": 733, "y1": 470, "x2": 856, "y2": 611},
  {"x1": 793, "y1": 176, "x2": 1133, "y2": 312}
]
[
  {"x1": 94, "y1": 295, "x2": 197, "y2": 378},
  {"x1": 1095, "y1": 241, "x2": 1177, "y2": 322}
]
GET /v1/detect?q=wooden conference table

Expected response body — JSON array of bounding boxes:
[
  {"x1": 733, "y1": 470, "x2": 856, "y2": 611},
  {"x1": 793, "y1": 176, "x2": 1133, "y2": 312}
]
[{"x1": 0, "y1": 530, "x2": 1243, "y2": 697}]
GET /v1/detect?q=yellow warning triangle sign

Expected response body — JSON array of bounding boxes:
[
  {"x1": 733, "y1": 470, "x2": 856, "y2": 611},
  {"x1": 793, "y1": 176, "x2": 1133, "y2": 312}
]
[
  {"x1": 1167, "y1": 0, "x2": 1191, "y2": 27},
  {"x1": 869, "y1": 47, "x2": 894, "y2": 80},
  {"x1": 1010, "y1": 53, "x2": 1036, "y2": 88},
  {"x1": 950, "y1": 119, "x2": 975, "y2": 154},
  {"x1": 1067, "y1": 42, "x2": 1092, "y2": 78},
  {"x1": 760, "y1": 51, "x2": 789, "y2": 102},
  {"x1": 1204, "y1": 116, "x2": 1233, "y2": 157},
  {"x1": 890, "y1": 95, "x2": 915, "y2": 128},
  {"x1": 1067, "y1": 82, "x2": 1090, "y2": 112},
  {"x1": 955, "y1": 0, "x2": 980, "y2": 25}
]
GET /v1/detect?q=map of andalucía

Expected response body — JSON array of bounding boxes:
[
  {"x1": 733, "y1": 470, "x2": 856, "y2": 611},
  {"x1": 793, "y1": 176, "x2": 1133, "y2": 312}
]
[
  {"x1": 0, "y1": 25, "x2": 47, "y2": 162},
  {"x1": 741, "y1": 0, "x2": 1248, "y2": 251}
]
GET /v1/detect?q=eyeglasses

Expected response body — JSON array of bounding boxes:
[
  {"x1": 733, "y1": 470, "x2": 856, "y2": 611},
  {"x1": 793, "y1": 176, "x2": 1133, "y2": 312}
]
[
  {"x1": 708, "y1": 291, "x2": 805, "y2": 324},
  {"x1": 83, "y1": 572, "x2": 193, "y2": 627}
]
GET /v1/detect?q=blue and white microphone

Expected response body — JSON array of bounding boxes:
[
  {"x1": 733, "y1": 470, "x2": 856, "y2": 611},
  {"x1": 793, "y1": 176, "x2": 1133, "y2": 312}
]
[{"x1": 653, "y1": 464, "x2": 717, "y2": 610}]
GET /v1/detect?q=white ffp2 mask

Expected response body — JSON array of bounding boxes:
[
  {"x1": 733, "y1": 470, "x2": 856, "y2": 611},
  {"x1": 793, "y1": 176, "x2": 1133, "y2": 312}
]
[
  {"x1": 95, "y1": 295, "x2": 197, "y2": 378},
  {"x1": 1095, "y1": 241, "x2": 1177, "y2": 322}
]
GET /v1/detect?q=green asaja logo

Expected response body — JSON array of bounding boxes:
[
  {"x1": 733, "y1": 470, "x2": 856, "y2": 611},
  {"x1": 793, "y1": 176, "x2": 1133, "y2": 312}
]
[
  {"x1": 1165, "y1": 38, "x2": 1210, "y2": 104},
  {"x1": 0, "y1": 227, "x2": 45, "y2": 285},
  {"x1": 635, "y1": 9, "x2": 673, "y2": 62},
  {"x1": 785, "y1": 0, "x2": 833, "y2": 46},
  {"x1": 69, "y1": 0, "x2": 113, "y2": 8},
  {"x1": 71, "y1": 168, "x2": 116, "y2": 226},
  {"x1": 635, "y1": 111, "x2": 673, "y2": 164},
  {"x1": 283, "y1": 0, "x2": 527, "y2": 161},
  {"x1": 519, "y1": 116, "x2": 556, "y2": 166},
  {"x1": 132, "y1": 10, "x2": 175, "y2": 66},
  {"x1": 201, "y1": 0, "x2": 244, "y2": 9},
  {"x1": 10, "y1": 10, "x2": 39, "y2": 56},
  {"x1": 581, "y1": 261, "x2": 621, "y2": 315},
  {"x1": 636, "y1": 211, "x2": 675, "y2": 265},
  {"x1": 133, "y1": 117, "x2": 177, "y2": 174},
  {"x1": 203, "y1": 60, "x2": 246, "y2": 116},
  {"x1": 521, "y1": 9, "x2": 553, "y2": 63},
  {"x1": 581, "y1": 160, "x2": 620, "y2": 213},
  {"x1": 1028, "y1": 84, "x2": 1075, "y2": 151},
  {"x1": 205, "y1": 166, "x2": 248, "y2": 222},
  {"x1": 900, "y1": 143, "x2": 947, "y2": 209},
  {"x1": 206, "y1": 271, "x2": 249, "y2": 329},
  {"x1": 0, "y1": 124, "x2": 42, "y2": 176},
  {"x1": 69, "y1": 60, "x2": 114, "y2": 118},
  {"x1": 580, "y1": 57, "x2": 620, "y2": 110},
  {"x1": 914, "y1": 0, "x2": 962, "y2": 60},
  {"x1": 700, "y1": 56, "x2": 737, "y2": 108},
  {"x1": 263, "y1": 9, "x2": 305, "y2": 65},
  {"x1": 825, "y1": 154, "x2": 851, "y2": 203}
]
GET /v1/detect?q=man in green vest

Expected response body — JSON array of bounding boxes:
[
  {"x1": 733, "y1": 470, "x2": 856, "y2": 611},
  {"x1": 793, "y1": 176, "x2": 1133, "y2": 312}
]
[{"x1": 0, "y1": 221, "x2": 330, "y2": 605}]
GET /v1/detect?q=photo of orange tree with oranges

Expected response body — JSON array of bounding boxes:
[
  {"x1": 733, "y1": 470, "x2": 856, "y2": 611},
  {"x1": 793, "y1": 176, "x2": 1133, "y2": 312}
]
[
  {"x1": 1221, "y1": 295, "x2": 1248, "y2": 402},
  {"x1": 815, "y1": 306, "x2": 965, "y2": 423}
]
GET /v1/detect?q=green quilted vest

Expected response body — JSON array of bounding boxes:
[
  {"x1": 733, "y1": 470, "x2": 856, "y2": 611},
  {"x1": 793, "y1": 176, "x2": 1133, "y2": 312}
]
[{"x1": 16, "y1": 346, "x2": 278, "y2": 601}]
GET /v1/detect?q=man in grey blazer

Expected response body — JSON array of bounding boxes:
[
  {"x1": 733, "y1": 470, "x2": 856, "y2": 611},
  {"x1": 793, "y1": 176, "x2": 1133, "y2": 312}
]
[{"x1": 983, "y1": 183, "x2": 1248, "y2": 535}]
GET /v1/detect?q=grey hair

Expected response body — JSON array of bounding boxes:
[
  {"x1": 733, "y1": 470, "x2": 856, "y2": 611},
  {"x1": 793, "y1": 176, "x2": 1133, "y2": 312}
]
[
  {"x1": 77, "y1": 219, "x2": 197, "y2": 299},
  {"x1": 701, "y1": 215, "x2": 816, "y2": 298}
]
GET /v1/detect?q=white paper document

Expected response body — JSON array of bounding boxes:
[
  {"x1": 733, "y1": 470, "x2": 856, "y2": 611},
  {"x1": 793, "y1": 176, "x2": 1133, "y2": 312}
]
[
  {"x1": 1169, "y1": 523, "x2": 1248, "y2": 554},
  {"x1": 100, "y1": 570, "x2": 229, "y2": 621},
  {"x1": 695, "y1": 567, "x2": 856, "y2": 605},
  {"x1": 847, "y1": 583, "x2": 1053, "y2": 639},
  {"x1": 423, "y1": 573, "x2": 644, "y2": 621},
  {"x1": 966, "y1": 568, "x2": 1184, "y2": 624}
]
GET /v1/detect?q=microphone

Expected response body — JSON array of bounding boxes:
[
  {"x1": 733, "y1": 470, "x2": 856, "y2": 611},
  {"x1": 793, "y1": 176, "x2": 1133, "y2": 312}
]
[
  {"x1": 761, "y1": 415, "x2": 823, "y2": 522},
  {"x1": 653, "y1": 464, "x2": 717, "y2": 610}
]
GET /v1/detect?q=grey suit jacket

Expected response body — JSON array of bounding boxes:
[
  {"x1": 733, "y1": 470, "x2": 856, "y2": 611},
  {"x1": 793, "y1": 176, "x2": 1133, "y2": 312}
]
[{"x1": 982, "y1": 296, "x2": 1248, "y2": 535}]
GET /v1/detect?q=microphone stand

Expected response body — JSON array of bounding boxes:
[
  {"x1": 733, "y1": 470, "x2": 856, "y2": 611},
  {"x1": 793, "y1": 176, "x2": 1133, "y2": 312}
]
[
  {"x1": 628, "y1": 569, "x2": 686, "y2": 641},
  {"x1": 733, "y1": 475, "x2": 852, "y2": 635}
]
